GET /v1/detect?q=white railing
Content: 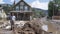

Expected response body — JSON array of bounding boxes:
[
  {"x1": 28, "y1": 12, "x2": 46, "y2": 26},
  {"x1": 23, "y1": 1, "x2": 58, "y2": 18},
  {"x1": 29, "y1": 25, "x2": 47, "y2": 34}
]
[{"x1": 10, "y1": 10, "x2": 32, "y2": 12}]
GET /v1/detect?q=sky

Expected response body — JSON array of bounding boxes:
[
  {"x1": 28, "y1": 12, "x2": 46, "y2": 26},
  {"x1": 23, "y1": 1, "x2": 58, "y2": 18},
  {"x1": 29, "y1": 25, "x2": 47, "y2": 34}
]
[{"x1": 0, "y1": 0, "x2": 52, "y2": 10}]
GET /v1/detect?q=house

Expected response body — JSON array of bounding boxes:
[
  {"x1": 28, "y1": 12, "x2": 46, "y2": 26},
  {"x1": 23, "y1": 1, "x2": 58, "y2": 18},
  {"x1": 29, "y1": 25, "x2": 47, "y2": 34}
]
[
  {"x1": 0, "y1": 4, "x2": 11, "y2": 7},
  {"x1": 10, "y1": 0, "x2": 33, "y2": 21},
  {"x1": 0, "y1": 5, "x2": 7, "y2": 20}
]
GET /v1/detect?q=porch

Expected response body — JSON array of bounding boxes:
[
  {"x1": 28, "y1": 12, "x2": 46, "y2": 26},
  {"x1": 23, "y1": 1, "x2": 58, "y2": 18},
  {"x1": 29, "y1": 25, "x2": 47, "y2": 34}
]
[{"x1": 10, "y1": 11, "x2": 33, "y2": 21}]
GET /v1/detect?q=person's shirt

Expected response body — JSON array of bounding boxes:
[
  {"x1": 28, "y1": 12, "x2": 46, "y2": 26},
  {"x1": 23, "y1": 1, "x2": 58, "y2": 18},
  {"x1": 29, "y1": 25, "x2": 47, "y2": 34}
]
[{"x1": 12, "y1": 16, "x2": 16, "y2": 21}]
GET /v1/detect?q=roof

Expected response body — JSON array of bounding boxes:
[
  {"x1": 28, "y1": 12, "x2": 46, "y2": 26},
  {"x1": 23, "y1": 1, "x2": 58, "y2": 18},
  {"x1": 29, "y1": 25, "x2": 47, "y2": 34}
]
[
  {"x1": 0, "y1": 4, "x2": 12, "y2": 7},
  {"x1": 13, "y1": 0, "x2": 31, "y2": 8}
]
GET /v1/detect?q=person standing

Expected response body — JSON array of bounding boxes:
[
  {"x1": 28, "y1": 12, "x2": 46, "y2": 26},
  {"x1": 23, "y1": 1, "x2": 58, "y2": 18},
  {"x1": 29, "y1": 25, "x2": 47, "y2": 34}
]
[{"x1": 10, "y1": 14, "x2": 16, "y2": 30}]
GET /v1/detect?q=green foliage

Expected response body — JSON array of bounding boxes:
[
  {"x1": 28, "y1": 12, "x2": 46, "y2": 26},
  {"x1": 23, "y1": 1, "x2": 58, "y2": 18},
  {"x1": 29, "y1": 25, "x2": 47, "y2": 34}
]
[
  {"x1": 48, "y1": 1, "x2": 54, "y2": 17},
  {"x1": 48, "y1": 0, "x2": 59, "y2": 18},
  {"x1": 53, "y1": 0, "x2": 60, "y2": 4},
  {"x1": 53, "y1": 0, "x2": 60, "y2": 11}
]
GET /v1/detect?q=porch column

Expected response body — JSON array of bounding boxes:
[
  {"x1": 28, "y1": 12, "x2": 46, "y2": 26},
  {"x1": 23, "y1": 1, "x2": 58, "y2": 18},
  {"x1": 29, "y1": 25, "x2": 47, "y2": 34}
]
[
  {"x1": 30, "y1": 16, "x2": 32, "y2": 21},
  {"x1": 17, "y1": 13, "x2": 18, "y2": 19},
  {"x1": 23, "y1": 13, "x2": 25, "y2": 20},
  {"x1": 30, "y1": 13, "x2": 33, "y2": 21}
]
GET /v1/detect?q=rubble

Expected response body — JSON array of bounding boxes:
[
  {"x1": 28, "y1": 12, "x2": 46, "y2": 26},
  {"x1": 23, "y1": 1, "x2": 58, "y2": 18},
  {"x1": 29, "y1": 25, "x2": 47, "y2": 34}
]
[
  {"x1": 0, "y1": 19, "x2": 50, "y2": 34},
  {"x1": 15, "y1": 21, "x2": 49, "y2": 34}
]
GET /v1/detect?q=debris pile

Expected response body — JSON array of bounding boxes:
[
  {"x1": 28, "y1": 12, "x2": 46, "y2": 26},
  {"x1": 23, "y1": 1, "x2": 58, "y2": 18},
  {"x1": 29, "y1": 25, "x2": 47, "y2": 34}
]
[
  {"x1": 16, "y1": 21, "x2": 49, "y2": 34},
  {"x1": 0, "y1": 19, "x2": 50, "y2": 34}
]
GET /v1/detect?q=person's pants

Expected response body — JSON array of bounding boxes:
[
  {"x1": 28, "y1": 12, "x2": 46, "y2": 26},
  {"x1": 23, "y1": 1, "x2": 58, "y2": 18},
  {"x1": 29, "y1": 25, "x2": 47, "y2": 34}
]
[{"x1": 10, "y1": 20, "x2": 14, "y2": 30}]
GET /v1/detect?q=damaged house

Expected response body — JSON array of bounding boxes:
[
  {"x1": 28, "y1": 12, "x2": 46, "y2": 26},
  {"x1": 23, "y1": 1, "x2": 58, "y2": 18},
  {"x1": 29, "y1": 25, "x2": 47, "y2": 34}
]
[{"x1": 10, "y1": 0, "x2": 33, "y2": 21}]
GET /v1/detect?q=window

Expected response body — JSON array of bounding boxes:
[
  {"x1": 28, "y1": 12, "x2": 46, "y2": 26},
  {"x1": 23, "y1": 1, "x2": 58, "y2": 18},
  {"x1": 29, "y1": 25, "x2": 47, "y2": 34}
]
[
  {"x1": 16, "y1": 6, "x2": 19, "y2": 11},
  {"x1": 20, "y1": 5, "x2": 24, "y2": 10},
  {"x1": 25, "y1": 6, "x2": 28, "y2": 10}
]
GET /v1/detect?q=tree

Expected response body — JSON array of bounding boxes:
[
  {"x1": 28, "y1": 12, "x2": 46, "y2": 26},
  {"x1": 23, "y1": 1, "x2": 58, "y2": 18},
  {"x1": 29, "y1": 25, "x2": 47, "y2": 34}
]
[
  {"x1": 53, "y1": 0, "x2": 60, "y2": 4},
  {"x1": 48, "y1": 0, "x2": 59, "y2": 18},
  {"x1": 48, "y1": 1, "x2": 55, "y2": 17}
]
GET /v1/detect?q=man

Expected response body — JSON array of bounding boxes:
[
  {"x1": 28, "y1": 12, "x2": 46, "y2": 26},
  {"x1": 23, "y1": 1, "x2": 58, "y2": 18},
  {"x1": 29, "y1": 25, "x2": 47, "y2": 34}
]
[{"x1": 10, "y1": 14, "x2": 16, "y2": 30}]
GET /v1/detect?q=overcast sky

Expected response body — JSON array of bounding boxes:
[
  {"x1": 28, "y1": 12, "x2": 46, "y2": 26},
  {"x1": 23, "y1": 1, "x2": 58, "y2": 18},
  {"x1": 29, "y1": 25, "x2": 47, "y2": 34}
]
[{"x1": 0, "y1": 0, "x2": 52, "y2": 10}]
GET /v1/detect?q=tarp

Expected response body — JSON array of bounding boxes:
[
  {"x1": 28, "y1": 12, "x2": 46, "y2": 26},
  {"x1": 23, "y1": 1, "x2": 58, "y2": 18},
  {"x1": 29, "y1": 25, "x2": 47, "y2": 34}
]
[{"x1": 42, "y1": 25, "x2": 48, "y2": 31}]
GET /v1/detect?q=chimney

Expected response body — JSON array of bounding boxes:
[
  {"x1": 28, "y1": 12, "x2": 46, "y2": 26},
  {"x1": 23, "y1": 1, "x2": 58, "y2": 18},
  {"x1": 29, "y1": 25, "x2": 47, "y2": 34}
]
[
  {"x1": 13, "y1": 0, "x2": 15, "y2": 10},
  {"x1": 13, "y1": 0, "x2": 15, "y2": 5}
]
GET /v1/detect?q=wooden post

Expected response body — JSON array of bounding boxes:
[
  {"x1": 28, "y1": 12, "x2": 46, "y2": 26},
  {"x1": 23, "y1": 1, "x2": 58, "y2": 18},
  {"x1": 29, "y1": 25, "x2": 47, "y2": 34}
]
[
  {"x1": 23, "y1": 13, "x2": 25, "y2": 20},
  {"x1": 30, "y1": 16, "x2": 32, "y2": 21},
  {"x1": 30, "y1": 12, "x2": 32, "y2": 21},
  {"x1": 17, "y1": 13, "x2": 18, "y2": 20}
]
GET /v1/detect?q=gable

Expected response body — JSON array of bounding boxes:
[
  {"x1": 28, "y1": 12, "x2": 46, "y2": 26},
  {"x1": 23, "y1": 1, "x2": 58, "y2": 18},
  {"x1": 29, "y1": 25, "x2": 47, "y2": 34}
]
[
  {"x1": 15, "y1": 0, "x2": 31, "y2": 7},
  {"x1": 13, "y1": 0, "x2": 31, "y2": 11}
]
